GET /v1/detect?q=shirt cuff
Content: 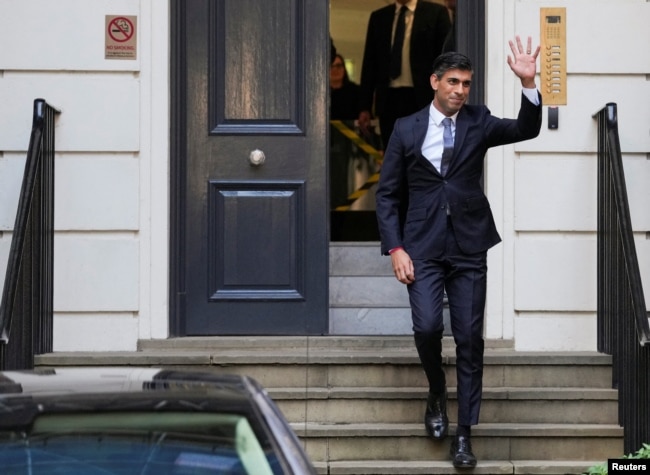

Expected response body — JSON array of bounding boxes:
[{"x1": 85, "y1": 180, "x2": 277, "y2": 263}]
[
  {"x1": 522, "y1": 87, "x2": 540, "y2": 106},
  {"x1": 388, "y1": 246, "x2": 404, "y2": 255}
]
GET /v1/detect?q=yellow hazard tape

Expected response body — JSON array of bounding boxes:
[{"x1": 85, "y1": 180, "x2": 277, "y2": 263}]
[
  {"x1": 330, "y1": 120, "x2": 383, "y2": 162},
  {"x1": 330, "y1": 120, "x2": 383, "y2": 211}
]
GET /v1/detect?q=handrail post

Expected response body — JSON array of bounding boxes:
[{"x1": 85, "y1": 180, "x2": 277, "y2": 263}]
[
  {"x1": 594, "y1": 102, "x2": 650, "y2": 453},
  {"x1": 0, "y1": 99, "x2": 60, "y2": 370}
]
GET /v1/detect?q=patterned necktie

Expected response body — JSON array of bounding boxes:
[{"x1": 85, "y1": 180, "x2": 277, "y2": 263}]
[
  {"x1": 440, "y1": 117, "x2": 454, "y2": 176},
  {"x1": 389, "y1": 6, "x2": 407, "y2": 80}
]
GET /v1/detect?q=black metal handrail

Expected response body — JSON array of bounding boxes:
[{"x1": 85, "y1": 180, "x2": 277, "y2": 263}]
[
  {"x1": 0, "y1": 99, "x2": 59, "y2": 370},
  {"x1": 595, "y1": 102, "x2": 650, "y2": 453}
]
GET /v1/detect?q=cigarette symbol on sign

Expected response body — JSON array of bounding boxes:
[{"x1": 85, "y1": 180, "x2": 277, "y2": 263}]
[{"x1": 108, "y1": 17, "x2": 134, "y2": 43}]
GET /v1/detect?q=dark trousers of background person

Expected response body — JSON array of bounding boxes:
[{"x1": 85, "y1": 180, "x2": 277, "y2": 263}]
[
  {"x1": 408, "y1": 217, "x2": 487, "y2": 426},
  {"x1": 380, "y1": 87, "x2": 419, "y2": 150}
]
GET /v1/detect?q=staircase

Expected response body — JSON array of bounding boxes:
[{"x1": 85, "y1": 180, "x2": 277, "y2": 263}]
[
  {"x1": 329, "y1": 242, "x2": 452, "y2": 335},
  {"x1": 37, "y1": 336, "x2": 622, "y2": 474},
  {"x1": 34, "y1": 242, "x2": 623, "y2": 473}
]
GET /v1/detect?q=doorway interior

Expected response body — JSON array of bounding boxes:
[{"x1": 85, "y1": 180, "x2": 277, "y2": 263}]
[{"x1": 328, "y1": 0, "x2": 484, "y2": 242}]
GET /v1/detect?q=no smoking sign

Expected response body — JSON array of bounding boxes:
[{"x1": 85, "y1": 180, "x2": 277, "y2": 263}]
[{"x1": 105, "y1": 15, "x2": 137, "y2": 60}]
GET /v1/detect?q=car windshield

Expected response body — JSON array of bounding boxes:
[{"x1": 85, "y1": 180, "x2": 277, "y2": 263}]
[{"x1": 0, "y1": 412, "x2": 281, "y2": 474}]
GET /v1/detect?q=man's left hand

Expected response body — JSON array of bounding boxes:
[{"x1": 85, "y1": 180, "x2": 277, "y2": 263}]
[{"x1": 507, "y1": 35, "x2": 539, "y2": 89}]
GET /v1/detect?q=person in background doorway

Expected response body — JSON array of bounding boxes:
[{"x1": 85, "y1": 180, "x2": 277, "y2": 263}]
[
  {"x1": 330, "y1": 54, "x2": 361, "y2": 121},
  {"x1": 375, "y1": 37, "x2": 542, "y2": 468},
  {"x1": 329, "y1": 53, "x2": 363, "y2": 210},
  {"x1": 358, "y1": 0, "x2": 451, "y2": 150}
]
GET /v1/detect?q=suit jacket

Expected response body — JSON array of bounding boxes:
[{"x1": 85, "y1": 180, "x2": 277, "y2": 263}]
[
  {"x1": 359, "y1": 1, "x2": 451, "y2": 116},
  {"x1": 376, "y1": 93, "x2": 543, "y2": 258}
]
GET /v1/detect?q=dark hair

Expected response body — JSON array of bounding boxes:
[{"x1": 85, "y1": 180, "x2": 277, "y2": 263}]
[
  {"x1": 431, "y1": 52, "x2": 473, "y2": 78},
  {"x1": 331, "y1": 53, "x2": 352, "y2": 84}
]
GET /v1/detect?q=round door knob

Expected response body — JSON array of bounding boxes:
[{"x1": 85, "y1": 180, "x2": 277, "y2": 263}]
[{"x1": 249, "y1": 149, "x2": 266, "y2": 166}]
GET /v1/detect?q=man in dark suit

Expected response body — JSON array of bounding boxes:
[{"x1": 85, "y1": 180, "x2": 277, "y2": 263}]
[
  {"x1": 358, "y1": 0, "x2": 451, "y2": 150},
  {"x1": 375, "y1": 37, "x2": 542, "y2": 468}
]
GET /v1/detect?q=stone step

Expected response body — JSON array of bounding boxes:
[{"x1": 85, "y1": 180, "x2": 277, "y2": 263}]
[
  {"x1": 313, "y1": 459, "x2": 603, "y2": 475},
  {"x1": 270, "y1": 386, "x2": 618, "y2": 425},
  {"x1": 36, "y1": 348, "x2": 613, "y2": 390},
  {"x1": 328, "y1": 243, "x2": 426, "y2": 335},
  {"x1": 35, "y1": 335, "x2": 620, "y2": 473},
  {"x1": 329, "y1": 242, "x2": 388, "y2": 277},
  {"x1": 294, "y1": 423, "x2": 623, "y2": 463},
  {"x1": 137, "y1": 335, "x2": 480, "y2": 351},
  {"x1": 329, "y1": 276, "x2": 410, "y2": 307}
]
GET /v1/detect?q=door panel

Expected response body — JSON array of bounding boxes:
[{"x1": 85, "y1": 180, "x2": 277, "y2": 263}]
[
  {"x1": 211, "y1": 0, "x2": 303, "y2": 133},
  {"x1": 207, "y1": 180, "x2": 305, "y2": 302},
  {"x1": 171, "y1": 0, "x2": 328, "y2": 335}
]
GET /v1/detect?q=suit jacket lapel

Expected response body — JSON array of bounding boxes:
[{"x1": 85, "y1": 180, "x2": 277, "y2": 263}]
[
  {"x1": 413, "y1": 107, "x2": 438, "y2": 174},
  {"x1": 379, "y1": 6, "x2": 395, "y2": 49},
  {"x1": 410, "y1": 1, "x2": 422, "y2": 45}
]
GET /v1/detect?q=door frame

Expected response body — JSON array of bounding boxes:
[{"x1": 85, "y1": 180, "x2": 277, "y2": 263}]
[
  {"x1": 456, "y1": 0, "x2": 485, "y2": 106},
  {"x1": 170, "y1": 0, "x2": 187, "y2": 337},
  {"x1": 168, "y1": 0, "x2": 485, "y2": 337}
]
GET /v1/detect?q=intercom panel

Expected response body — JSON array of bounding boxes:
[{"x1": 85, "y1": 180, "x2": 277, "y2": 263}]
[{"x1": 540, "y1": 8, "x2": 567, "y2": 105}]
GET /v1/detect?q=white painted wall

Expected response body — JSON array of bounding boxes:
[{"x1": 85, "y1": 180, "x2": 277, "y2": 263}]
[
  {"x1": 0, "y1": 0, "x2": 648, "y2": 352},
  {"x1": 485, "y1": 0, "x2": 650, "y2": 350},
  {"x1": 0, "y1": 0, "x2": 170, "y2": 351}
]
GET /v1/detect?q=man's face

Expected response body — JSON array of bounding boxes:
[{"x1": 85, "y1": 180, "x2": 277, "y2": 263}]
[{"x1": 430, "y1": 68, "x2": 473, "y2": 116}]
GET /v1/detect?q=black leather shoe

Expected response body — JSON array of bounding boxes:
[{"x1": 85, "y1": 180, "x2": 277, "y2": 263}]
[
  {"x1": 424, "y1": 390, "x2": 448, "y2": 440},
  {"x1": 450, "y1": 435, "x2": 477, "y2": 468}
]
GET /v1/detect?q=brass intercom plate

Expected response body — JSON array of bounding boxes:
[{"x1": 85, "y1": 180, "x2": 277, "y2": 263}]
[{"x1": 540, "y1": 7, "x2": 567, "y2": 105}]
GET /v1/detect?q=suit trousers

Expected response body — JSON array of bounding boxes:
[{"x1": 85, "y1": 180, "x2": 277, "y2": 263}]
[{"x1": 408, "y1": 217, "x2": 487, "y2": 426}]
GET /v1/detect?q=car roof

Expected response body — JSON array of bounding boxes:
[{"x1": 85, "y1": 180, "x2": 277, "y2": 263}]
[
  {"x1": 0, "y1": 367, "x2": 267, "y2": 427},
  {"x1": 0, "y1": 367, "x2": 258, "y2": 396}
]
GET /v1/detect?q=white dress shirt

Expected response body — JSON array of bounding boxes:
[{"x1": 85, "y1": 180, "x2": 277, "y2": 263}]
[{"x1": 421, "y1": 106, "x2": 457, "y2": 172}]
